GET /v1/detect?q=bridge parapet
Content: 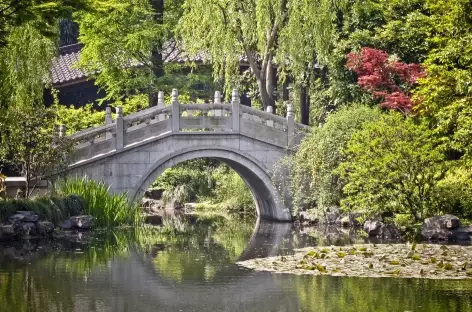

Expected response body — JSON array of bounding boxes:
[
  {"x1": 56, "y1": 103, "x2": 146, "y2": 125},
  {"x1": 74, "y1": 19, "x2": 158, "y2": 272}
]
[{"x1": 68, "y1": 89, "x2": 309, "y2": 164}]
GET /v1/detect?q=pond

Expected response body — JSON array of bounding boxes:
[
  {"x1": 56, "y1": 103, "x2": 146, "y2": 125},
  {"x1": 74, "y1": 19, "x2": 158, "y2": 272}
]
[{"x1": 1, "y1": 219, "x2": 472, "y2": 312}]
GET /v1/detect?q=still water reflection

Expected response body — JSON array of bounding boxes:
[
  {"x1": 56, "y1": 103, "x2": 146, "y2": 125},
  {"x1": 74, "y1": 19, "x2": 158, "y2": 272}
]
[{"x1": 1, "y1": 219, "x2": 472, "y2": 312}]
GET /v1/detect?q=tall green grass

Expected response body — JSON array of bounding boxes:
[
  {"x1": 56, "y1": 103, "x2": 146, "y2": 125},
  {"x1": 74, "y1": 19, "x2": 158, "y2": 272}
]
[{"x1": 59, "y1": 177, "x2": 142, "y2": 228}]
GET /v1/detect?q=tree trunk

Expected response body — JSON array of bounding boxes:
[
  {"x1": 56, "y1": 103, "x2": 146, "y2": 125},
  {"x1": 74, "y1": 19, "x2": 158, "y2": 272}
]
[
  {"x1": 149, "y1": 0, "x2": 164, "y2": 107},
  {"x1": 257, "y1": 77, "x2": 275, "y2": 111},
  {"x1": 265, "y1": 56, "x2": 277, "y2": 113},
  {"x1": 300, "y1": 85, "x2": 310, "y2": 125}
]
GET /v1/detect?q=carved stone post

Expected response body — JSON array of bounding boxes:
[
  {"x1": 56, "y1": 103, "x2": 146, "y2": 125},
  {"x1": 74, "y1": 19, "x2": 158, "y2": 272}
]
[
  {"x1": 116, "y1": 106, "x2": 124, "y2": 151},
  {"x1": 105, "y1": 106, "x2": 113, "y2": 139},
  {"x1": 58, "y1": 125, "x2": 66, "y2": 138},
  {"x1": 105, "y1": 106, "x2": 113, "y2": 124},
  {"x1": 266, "y1": 106, "x2": 274, "y2": 127},
  {"x1": 231, "y1": 89, "x2": 240, "y2": 133},
  {"x1": 157, "y1": 91, "x2": 165, "y2": 121},
  {"x1": 214, "y1": 91, "x2": 222, "y2": 117},
  {"x1": 171, "y1": 89, "x2": 180, "y2": 132},
  {"x1": 287, "y1": 104, "x2": 295, "y2": 147}
]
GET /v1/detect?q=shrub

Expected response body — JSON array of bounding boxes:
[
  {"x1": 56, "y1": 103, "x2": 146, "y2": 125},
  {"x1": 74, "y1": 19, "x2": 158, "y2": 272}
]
[
  {"x1": 436, "y1": 164, "x2": 472, "y2": 220},
  {"x1": 288, "y1": 104, "x2": 381, "y2": 215},
  {"x1": 0, "y1": 195, "x2": 84, "y2": 225},
  {"x1": 210, "y1": 167, "x2": 255, "y2": 216},
  {"x1": 59, "y1": 177, "x2": 142, "y2": 227},
  {"x1": 337, "y1": 112, "x2": 448, "y2": 222},
  {"x1": 152, "y1": 165, "x2": 214, "y2": 204}
]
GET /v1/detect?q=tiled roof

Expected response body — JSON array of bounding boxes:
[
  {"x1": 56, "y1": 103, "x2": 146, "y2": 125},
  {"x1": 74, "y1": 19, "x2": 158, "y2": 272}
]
[
  {"x1": 51, "y1": 44, "x2": 87, "y2": 86},
  {"x1": 50, "y1": 43, "x2": 250, "y2": 87}
]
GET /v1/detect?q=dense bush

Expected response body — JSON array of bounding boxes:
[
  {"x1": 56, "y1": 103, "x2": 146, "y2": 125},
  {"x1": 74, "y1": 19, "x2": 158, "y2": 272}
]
[
  {"x1": 152, "y1": 160, "x2": 255, "y2": 217},
  {"x1": 288, "y1": 105, "x2": 381, "y2": 216},
  {"x1": 0, "y1": 195, "x2": 84, "y2": 225},
  {"x1": 59, "y1": 177, "x2": 142, "y2": 227},
  {"x1": 436, "y1": 164, "x2": 472, "y2": 220},
  {"x1": 210, "y1": 166, "x2": 255, "y2": 216},
  {"x1": 337, "y1": 112, "x2": 448, "y2": 222},
  {"x1": 152, "y1": 165, "x2": 214, "y2": 205}
]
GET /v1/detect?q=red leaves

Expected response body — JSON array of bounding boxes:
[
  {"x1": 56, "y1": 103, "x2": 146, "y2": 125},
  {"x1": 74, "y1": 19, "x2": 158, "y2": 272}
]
[{"x1": 346, "y1": 48, "x2": 424, "y2": 113}]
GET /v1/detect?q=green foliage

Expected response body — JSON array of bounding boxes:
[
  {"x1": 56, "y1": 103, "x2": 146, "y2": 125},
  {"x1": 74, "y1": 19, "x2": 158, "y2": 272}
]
[
  {"x1": 54, "y1": 94, "x2": 153, "y2": 135},
  {"x1": 436, "y1": 164, "x2": 472, "y2": 219},
  {"x1": 288, "y1": 105, "x2": 381, "y2": 215},
  {"x1": 153, "y1": 165, "x2": 213, "y2": 205},
  {"x1": 338, "y1": 112, "x2": 448, "y2": 221},
  {"x1": 0, "y1": 107, "x2": 73, "y2": 197},
  {"x1": 414, "y1": 0, "x2": 472, "y2": 160},
  {"x1": 54, "y1": 103, "x2": 105, "y2": 135},
  {"x1": 0, "y1": 24, "x2": 55, "y2": 111},
  {"x1": 152, "y1": 160, "x2": 255, "y2": 217},
  {"x1": 0, "y1": 195, "x2": 84, "y2": 225},
  {"x1": 59, "y1": 177, "x2": 142, "y2": 227},
  {"x1": 210, "y1": 166, "x2": 255, "y2": 216},
  {"x1": 75, "y1": 0, "x2": 211, "y2": 104},
  {"x1": 0, "y1": 0, "x2": 89, "y2": 47},
  {"x1": 179, "y1": 0, "x2": 340, "y2": 110}
]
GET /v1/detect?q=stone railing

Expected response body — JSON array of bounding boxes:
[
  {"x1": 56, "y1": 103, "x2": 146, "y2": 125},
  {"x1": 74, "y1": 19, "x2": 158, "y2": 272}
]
[{"x1": 68, "y1": 89, "x2": 309, "y2": 162}]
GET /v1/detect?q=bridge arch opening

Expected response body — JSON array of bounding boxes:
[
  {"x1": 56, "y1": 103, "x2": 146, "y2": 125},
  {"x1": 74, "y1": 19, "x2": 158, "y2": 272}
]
[{"x1": 131, "y1": 148, "x2": 291, "y2": 221}]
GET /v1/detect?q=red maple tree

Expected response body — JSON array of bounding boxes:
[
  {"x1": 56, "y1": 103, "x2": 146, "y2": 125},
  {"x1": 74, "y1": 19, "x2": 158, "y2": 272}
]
[{"x1": 346, "y1": 48, "x2": 424, "y2": 113}]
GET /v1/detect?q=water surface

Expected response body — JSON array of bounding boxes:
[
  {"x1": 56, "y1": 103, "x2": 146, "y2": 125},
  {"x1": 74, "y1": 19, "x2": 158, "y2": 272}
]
[{"x1": 1, "y1": 219, "x2": 472, "y2": 312}]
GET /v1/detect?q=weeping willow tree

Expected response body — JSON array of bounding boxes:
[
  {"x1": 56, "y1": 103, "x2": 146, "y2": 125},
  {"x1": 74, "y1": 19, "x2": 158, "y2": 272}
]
[
  {"x1": 277, "y1": 0, "x2": 342, "y2": 124},
  {"x1": 76, "y1": 0, "x2": 211, "y2": 106},
  {"x1": 0, "y1": 24, "x2": 55, "y2": 111},
  {"x1": 179, "y1": 0, "x2": 340, "y2": 119}
]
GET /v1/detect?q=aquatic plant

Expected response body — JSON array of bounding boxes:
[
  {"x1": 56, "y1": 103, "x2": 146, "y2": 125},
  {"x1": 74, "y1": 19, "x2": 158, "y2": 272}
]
[{"x1": 58, "y1": 176, "x2": 142, "y2": 227}]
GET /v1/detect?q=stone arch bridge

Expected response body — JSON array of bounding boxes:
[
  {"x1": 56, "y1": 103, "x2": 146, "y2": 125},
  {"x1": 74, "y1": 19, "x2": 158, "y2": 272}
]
[{"x1": 65, "y1": 89, "x2": 309, "y2": 221}]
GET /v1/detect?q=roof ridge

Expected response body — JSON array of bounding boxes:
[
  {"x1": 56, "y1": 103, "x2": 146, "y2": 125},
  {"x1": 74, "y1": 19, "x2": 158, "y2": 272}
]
[{"x1": 59, "y1": 43, "x2": 84, "y2": 55}]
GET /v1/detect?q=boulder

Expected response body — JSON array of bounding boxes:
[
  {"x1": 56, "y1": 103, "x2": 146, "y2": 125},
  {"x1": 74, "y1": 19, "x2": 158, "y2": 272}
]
[
  {"x1": 336, "y1": 212, "x2": 363, "y2": 227},
  {"x1": 70, "y1": 215, "x2": 94, "y2": 229},
  {"x1": 142, "y1": 198, "x2": 164, "y2": 214},
  {"x1": 0, "y1": 224, "x2": 18, "y2": 241},
  {"x1": 20, "y1": 222, "x2": 37, "y2": 236},
  {"x1": 144, "y1": 188, "x2": 164, "y2": 200},
  {"x1": 37, "y1": 221, "x2": 54, "y2": 236},
  {"x1": 8, "y1": 211, "x2": 39, "y2": 224},
  {"x1": 363, "y1": 220, "x2": 400, "y2": 238},
  {"x1": 144, "y1": 215, "x2": 163, "y2": 225},
  {"x1": 363, "y1": 220, "x2": 382, "y2": 236},
  {"x1": 299, "y1": 211, "x2": 319, "y2": 225},
  {"x1": 379, "y1": 223, "x2": 401, "y2": 239},
  {"x1": 59, "y1": 219, "x2": 73, "y2": 230},
  {"x1": 421, "y1": 214, "x2": 462, "y2": 240},
  {"x1": 324, "y1": 206, "x2": 341, "y2": 225},
  {"x1": 337, "y1": 216, "x2": 351, "y2": 227}
]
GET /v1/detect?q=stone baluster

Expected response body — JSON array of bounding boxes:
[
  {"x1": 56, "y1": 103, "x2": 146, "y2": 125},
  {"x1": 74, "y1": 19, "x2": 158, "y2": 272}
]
[
  {"x1": 157, "y1": 91, "x2": 165, "y2": 121},
  {"x1": 171, "y1": 89, "x2": 180, "y2": 132},
  {"x1": 105, "y1": 106, "x2": 113, "y2": 139},
  {"x1": 58, "y1": 125, "x2": 66, "y2": 138},
  {"x1": 116, "y1": 106, "x2": 124, "y2": 151},
  {"x1": 231, "y1": 89, "x2": 240, "y2": 133},
  {"x1": 105, "y1": 106, "x2": 113, "y2": 124},
  {"x1": 214, "y1": 91, "x2": 222, "y2": 117},
  {"x1": 286, "y1": 104, "x2": 295, "y2": 147},
  {"x1": 266, "y1": 106, "x2": 274, "y2": 127}
]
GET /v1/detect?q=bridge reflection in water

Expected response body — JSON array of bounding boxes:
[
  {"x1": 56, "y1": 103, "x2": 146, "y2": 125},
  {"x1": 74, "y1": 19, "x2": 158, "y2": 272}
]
[
  {"x1": 92, "y1": 221, "x2": 299, "y2": 312},
  {"x1": 2, "y1": 220, "x2": 472, "y2": 311}
]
